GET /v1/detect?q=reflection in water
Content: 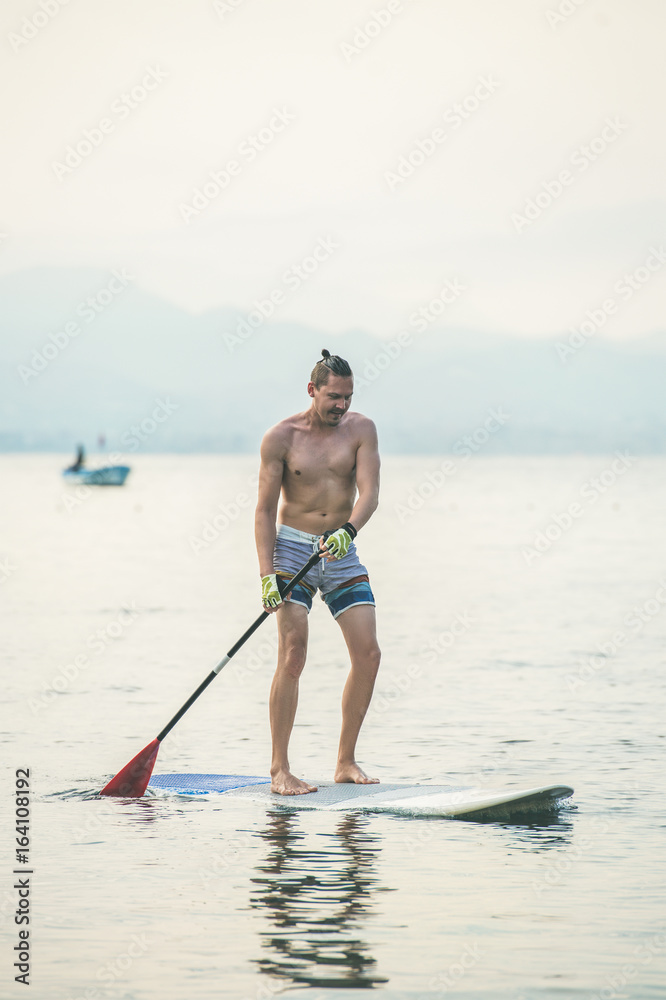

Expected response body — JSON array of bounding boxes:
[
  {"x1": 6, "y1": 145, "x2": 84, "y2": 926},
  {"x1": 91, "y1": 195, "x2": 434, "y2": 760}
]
[
  {"x1": 250, "y1": 810, "x2": 391, "y2": 989},
  {"x1": 496, "y1": 814, "x2": 575, "y2": 845}
]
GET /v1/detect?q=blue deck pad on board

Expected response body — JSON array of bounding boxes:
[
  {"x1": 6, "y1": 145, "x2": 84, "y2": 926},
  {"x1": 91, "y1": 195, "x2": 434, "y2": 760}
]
[{"x1": 149, "y1": 773, "x2": 270, "y2": 795}]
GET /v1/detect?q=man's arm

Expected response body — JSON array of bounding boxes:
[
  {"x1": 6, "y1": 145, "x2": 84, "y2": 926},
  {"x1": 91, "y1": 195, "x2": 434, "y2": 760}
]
[
  {"x1": 319, "y1": 418, "x2": 379, "y2": 560},
  {"x1": 348, "y1": 417, "x2": 380, "y2": 531},
  {"x1": 255, "y1": 427, "x2": 286, "y2": 579}
]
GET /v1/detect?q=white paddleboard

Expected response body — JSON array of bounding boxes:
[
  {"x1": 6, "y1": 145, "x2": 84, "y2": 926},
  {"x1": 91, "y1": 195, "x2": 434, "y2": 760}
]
[{"x1": 148, "y1": 774, "x2": 573, "y2": 819}]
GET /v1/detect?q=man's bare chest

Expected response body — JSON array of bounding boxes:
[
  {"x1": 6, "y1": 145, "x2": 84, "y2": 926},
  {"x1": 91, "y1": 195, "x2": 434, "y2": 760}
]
[{"x1": 285, "y1": 435, "x2": 357, "y2": 483}]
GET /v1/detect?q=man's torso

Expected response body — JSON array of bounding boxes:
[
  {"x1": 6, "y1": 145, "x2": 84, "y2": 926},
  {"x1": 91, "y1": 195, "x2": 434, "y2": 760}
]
[{"x1": 277, "y1": 411, "x2": 364, "y2": 535}]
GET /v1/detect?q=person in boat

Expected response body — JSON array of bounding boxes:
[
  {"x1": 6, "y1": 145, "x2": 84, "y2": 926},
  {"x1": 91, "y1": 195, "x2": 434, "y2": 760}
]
[
  {"x1": 67, "y1": 444, "x2": 86, "y2": 472},
  {"x1": 255, "y1": 349, "x2": 381, "y2": 795}
]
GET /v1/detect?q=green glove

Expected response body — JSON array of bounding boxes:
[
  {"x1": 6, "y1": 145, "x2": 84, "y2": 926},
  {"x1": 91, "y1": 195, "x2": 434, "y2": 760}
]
[
  {"x1": 323, "y1": 522, "x2": 357, "y2": 560},
  {"x1": 261, "y1": 574, "x2": 282, "y2": 609}
]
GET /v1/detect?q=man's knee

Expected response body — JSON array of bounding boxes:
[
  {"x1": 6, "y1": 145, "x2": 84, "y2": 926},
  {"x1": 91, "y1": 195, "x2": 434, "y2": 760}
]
[
  {"x1": 361, "y1": 642, "x2": 381, "y2": 679},
  {"x1": 278, "y1": 628, "x2": 308, "y2": 679}
]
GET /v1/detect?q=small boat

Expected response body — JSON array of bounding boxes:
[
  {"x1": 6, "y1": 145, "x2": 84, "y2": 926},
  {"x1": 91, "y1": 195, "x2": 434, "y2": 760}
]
[{"x1": 62, "y1": 465, "x2": 131, "y2": 486}]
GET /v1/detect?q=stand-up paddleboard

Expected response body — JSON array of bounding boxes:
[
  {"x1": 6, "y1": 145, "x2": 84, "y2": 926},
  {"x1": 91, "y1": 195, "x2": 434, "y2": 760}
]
[{"x1": 147, "y1": 774, "x2": 573, "y2": 819}]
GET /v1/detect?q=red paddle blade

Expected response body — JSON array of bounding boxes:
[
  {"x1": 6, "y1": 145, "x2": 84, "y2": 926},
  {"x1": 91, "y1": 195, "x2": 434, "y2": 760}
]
[{"x1": 100, "y1": 738, "x2": 160, "y2": 797}]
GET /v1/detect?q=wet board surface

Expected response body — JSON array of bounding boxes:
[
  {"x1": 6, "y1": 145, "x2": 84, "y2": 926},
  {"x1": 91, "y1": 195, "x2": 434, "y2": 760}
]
[{"x1": 148, "y1": 774, "x2": 574, "y2": 819}]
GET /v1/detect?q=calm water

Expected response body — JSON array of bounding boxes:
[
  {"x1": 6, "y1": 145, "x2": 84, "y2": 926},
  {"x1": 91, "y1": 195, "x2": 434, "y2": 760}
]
[{"x1": 1, "y1": 453, "x2": 664, "y2": 999}]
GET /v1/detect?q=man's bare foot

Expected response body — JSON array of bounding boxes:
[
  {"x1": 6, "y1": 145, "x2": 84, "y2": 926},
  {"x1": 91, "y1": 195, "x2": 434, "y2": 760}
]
[
  {"x1": 334, "y1": 761, "x2": 379, "y2": 785},
  {"x1": 270, "y1": 768, "x2": 318, "y2": 796}
]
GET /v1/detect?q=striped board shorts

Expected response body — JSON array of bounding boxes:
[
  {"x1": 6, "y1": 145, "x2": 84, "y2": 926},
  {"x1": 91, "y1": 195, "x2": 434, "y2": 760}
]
[{"x1": 273, "y1": 523, "x2": 375, "y2": 620}]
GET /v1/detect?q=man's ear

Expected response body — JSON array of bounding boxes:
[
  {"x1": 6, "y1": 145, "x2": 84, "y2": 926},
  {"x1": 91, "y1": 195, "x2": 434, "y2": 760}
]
[{"x1": 307, "y1": 381, "x2": 316, "y2": 398}]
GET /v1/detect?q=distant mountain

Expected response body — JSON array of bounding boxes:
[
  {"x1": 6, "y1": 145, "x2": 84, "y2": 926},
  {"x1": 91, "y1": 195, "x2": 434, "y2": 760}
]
[{"x1": 1, "y1": 267, "x2": 665, "y2": 453}]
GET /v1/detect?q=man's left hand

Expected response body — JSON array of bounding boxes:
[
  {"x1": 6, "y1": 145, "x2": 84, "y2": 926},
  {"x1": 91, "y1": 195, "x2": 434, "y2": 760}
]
[{"x1": 320, "y1": 523, "x2": 356, "y2": 560}]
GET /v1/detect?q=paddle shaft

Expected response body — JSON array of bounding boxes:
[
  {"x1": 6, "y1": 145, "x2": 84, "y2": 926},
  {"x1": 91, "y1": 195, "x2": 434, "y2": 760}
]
[{"x1": 155, "y1": 547, "x2": 323, "y2": 742}]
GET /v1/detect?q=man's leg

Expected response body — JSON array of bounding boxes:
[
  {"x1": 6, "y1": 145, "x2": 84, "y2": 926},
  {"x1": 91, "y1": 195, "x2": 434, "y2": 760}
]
[
  {"x1": 269, "y1": 600, "x2": 318, "y2": 795},
  {"x1": 333, "y1": 604, "x2": 381, "y2": 784}
]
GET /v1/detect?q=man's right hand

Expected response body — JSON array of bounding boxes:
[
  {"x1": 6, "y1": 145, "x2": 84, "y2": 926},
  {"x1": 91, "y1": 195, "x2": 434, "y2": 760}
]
[{"x1": 261, "y1": 574, "x2": 283, "y2": 612}]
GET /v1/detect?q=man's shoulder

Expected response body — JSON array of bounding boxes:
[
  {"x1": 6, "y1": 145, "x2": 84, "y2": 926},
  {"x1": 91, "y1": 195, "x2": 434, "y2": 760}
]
[
  {"x1": 348, "y1": 410, "x2": 375, "y2": 428},
  {"x1": 266, "y1": 413, "x2": 305, "y2": 435},
  {"x1": 261, "y1": 413, "x2": 303, "y2": 452},
  {"x1": 347, "y1": 411, "x2": 378, "y2": 440}
]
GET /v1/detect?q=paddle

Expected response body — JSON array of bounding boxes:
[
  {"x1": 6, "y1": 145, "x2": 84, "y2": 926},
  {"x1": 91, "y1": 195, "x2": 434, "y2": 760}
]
[{"x1": 100, "y1": 546, "x2": 324, "y2": 797}]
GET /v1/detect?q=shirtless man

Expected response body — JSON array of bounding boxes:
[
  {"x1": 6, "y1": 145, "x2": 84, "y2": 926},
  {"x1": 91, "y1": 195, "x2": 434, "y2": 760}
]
[{"x1": 255, "y1": 349, "x2": 381, "y2": 795}]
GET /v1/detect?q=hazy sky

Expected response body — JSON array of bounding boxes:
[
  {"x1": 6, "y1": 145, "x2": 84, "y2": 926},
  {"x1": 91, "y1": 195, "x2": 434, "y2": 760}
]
[{"x1": 2, "y1": 0, "x2": 665, "y2": 339}]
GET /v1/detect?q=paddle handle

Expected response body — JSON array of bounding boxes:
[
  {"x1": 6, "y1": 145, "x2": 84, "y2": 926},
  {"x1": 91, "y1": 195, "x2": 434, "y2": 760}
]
[{"x1": 155, "y1": 547, "x2": 323, "y2": 742}]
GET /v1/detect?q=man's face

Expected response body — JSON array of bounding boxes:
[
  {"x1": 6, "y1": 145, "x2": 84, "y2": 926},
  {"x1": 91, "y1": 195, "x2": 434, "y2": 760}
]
[{"x1": 309, "y1": 374, "x2": 354, "y2": 426}]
